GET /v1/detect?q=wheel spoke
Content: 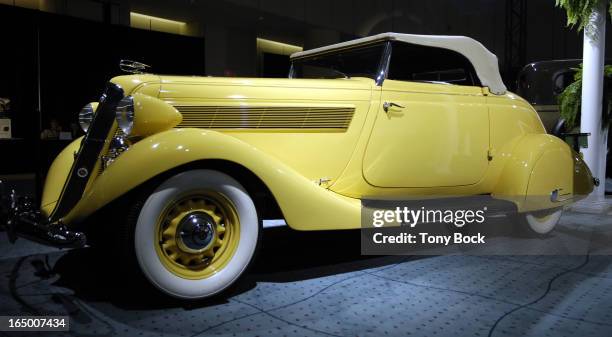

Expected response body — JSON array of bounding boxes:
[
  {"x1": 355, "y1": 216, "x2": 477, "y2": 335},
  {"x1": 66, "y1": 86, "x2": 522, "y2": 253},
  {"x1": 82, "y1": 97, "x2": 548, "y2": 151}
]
[
  {"x1": 204, "y1": 249, "x2": 215, "y2": 258},
  {"x1": 163, "y1": 217, "x2": 180, "y2": 237},
  {"x1": 162, "y1": 241, "x2": 178, "y2": 252}
]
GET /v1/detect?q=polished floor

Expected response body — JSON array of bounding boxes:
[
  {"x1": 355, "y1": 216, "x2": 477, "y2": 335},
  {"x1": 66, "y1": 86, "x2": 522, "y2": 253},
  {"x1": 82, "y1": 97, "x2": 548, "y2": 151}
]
[{"x1": 1, "y1": 211, "x2": 612, "y2": 337}]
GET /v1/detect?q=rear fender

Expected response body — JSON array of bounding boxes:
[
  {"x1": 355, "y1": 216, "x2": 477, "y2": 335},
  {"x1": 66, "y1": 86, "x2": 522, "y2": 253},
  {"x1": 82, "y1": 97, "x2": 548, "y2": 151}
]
[
  {"x1": 492, "y1": 134, "x2": 575, "y2": 212},
  {"x1": 62, "y1": 128, "x2": 361, "y2": 230}
]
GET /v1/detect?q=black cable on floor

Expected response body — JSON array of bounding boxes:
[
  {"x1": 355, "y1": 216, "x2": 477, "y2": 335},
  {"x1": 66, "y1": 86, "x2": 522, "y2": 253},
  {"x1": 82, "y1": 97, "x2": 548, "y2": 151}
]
[
  {"x1": 486, "y1": 253, "x2": 591, "y2": 337},
  {"x1": 190, "y1": 272, "x2": 366, "y2": 337},
  {"x1": 8, "y1": 256, "x2": 41, "y2": 315},
  {"x1": 233, "y1": 298, "x2": 346, "y2": 337}
]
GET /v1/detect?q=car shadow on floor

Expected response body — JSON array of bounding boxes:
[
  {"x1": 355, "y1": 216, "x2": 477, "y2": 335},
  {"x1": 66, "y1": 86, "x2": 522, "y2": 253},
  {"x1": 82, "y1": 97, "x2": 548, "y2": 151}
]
[
  {"x1": 33, "y1": 216, "x2": 611, "y2": 311},
  {"x1": 46, "y1": 227, "x2": 410, "y2": 310}
]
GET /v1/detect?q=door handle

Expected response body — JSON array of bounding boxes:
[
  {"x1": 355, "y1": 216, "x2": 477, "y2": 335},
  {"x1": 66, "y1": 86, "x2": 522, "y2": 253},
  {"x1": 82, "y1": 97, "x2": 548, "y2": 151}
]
[{"x1": 383, "y1": 102, "x2": 405, "y2": 113}]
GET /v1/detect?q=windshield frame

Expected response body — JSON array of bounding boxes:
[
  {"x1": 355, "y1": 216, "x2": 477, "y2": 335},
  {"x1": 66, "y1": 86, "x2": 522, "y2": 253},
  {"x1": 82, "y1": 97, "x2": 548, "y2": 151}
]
[{"x1": 289, "y1": 41, "x2": 392, "y2": 86}]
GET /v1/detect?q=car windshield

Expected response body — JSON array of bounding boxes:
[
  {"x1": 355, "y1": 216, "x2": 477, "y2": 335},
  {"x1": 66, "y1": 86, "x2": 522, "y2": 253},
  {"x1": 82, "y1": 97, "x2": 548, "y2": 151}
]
[{"x1": 290, "y1": 43, "x2": 386, "y2": 80}]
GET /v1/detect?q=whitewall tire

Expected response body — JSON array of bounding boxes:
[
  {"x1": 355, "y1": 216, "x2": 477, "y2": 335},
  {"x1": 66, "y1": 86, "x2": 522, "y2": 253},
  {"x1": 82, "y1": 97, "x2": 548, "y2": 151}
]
[
  {"x1": 522, "y1": 209, "x2": 563, "y2": 234},
  {"x1": 133, "y1": 169, "x2": 260, "y2": 299}
]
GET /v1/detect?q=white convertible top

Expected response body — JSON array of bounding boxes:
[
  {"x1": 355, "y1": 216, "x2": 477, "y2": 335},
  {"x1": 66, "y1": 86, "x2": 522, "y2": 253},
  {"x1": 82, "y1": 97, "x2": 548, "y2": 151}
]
[{"x1": 291, "y1": 32, "x2": 507, "y2": 95}]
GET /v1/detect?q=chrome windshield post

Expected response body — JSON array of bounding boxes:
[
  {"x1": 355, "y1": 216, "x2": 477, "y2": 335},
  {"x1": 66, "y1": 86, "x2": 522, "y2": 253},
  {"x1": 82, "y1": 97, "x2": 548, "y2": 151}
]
[
  {"x1": 288, "y1": 63, "x2": 295, "y2": 78},
  {"x1": 375, "y1": 41, "x2": 392, "y2": 86}
]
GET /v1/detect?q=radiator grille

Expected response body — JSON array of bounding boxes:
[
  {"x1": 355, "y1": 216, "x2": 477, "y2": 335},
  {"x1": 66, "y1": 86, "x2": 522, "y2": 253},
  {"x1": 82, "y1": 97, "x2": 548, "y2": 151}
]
[
  {"x1": 98, "y1": 127, "x2": 125, "y2": 175},
  {"x1": 173, "y1": 105, "x2": 355, "y2": 130}
]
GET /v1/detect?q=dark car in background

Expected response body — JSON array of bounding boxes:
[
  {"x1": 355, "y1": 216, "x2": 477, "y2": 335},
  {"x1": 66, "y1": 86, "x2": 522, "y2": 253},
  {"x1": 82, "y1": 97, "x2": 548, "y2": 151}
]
[
  {"x1": 516, "y1": 59, "x2": 611, "y2": 183},
  {"x1": 517, "y1": 59, "x2": 583, "y2": 133}
]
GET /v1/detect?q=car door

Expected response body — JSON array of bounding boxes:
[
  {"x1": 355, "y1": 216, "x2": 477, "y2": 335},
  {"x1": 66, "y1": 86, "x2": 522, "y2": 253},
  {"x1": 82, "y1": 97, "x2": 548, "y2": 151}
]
[{"x1": 362, "y1": 42, "x2": 490, "y2": 188}]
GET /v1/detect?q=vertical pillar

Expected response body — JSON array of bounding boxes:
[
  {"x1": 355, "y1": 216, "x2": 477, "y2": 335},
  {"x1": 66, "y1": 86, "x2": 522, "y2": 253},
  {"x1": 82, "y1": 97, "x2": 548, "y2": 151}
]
[
  {"x1": 580, "y1": 0, "x2": 607, "y2": 197},
  {"x1": 204, "y1": 24, "x2": 229, "y2": 76},
  {"x1": 204, "y1": 24, "x2": 257, "y2": 77},
  {"x1": 504, "y1": 0, "x2": 527, "y2": 77}
]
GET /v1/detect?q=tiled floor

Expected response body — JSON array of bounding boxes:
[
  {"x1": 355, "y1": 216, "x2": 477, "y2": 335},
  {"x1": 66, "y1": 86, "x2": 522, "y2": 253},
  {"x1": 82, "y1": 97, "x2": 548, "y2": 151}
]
[{"x1": 1, "y1": 211, "x2": 612, "y2": 337}]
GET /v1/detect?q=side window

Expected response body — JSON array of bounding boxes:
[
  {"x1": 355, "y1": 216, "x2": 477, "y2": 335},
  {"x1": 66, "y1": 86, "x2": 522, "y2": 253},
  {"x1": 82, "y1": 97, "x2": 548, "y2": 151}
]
[
  {"x1": 552, "y1": 70, "x2": 576, "y2": 95},
  {"x1": 291, "y1": 43, "x2": 386, "y2": 80},
  {"x1": 387, "y1": 42, "x2": 480, "y2": 87}
]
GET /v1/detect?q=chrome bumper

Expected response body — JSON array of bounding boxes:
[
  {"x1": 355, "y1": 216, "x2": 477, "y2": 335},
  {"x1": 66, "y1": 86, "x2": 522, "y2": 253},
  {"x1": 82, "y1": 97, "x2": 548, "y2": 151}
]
[
  {"x1": 0, "y1": 82, "x2": 124, "y2": 248},
  {"x1": 0, "y1": 180, "x2": 85, "y2": 248}
]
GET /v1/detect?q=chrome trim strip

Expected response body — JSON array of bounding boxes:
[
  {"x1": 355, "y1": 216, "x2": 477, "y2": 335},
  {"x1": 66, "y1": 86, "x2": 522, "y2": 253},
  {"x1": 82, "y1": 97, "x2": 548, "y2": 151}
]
[
  {"x1": 263, "y1": 219, "x2": 287, "y2": 228},
  {"x1": 173, "y1": 105, "x2": 356, "y2": 130},
  {"x1": 550, "y1": 188, "x2": 573, "y2": 203}
]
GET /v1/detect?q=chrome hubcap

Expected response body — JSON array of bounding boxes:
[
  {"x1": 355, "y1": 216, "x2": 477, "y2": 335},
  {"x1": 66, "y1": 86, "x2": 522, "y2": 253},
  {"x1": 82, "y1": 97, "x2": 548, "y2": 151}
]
[{"x1": 176, "y1": 212, "x2": 217, "y2": 254}]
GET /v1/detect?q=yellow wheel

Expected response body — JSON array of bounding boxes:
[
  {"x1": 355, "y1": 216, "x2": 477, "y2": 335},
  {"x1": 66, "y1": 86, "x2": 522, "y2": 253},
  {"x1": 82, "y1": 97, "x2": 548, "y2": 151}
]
[
  {"x1": 155, "y1": 192, "x2": 240, "y2": 280},
  {"x1": 134, "y1": 170, "x2": 260, "y2": 299}
]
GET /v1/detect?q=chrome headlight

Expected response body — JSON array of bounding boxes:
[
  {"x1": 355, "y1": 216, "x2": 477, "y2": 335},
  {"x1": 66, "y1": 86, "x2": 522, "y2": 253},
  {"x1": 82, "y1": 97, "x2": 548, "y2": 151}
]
[
  {"x1": 116, "y1": 96, "x2": 134, "y2": 135},
  {"x1": 78, "y1": 103, "x2": 97, "y2": 132}
]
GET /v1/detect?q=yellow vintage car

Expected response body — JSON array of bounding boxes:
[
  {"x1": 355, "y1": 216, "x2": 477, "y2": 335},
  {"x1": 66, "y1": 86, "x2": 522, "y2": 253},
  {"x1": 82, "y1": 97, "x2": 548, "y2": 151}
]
[{"x1": 1, "y1": 33, "x2": 595, "y2": 299}]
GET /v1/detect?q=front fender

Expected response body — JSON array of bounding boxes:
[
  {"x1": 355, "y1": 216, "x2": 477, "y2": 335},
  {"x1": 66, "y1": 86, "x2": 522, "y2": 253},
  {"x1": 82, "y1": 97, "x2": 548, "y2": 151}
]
[
  {"x1": 41, "y1": 137, "x2": 83, "y2": 216},
  {"x1": 492, "y1": 134, "x2": 589, "y2": 212},
  {"x1": 61, "y1": 128, "x2": 361, "y2": 230}
]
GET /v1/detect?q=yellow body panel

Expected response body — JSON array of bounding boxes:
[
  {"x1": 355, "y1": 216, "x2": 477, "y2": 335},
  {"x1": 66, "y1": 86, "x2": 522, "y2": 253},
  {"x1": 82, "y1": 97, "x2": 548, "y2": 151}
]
[
  {"x1": 491, "y1": 134, "x2": 574, "y2": 212},
  {"x1": 158, "y1": 76, "x2": 373, "y2": 183},
  {"x1": 111, "y1": 74, "x2": 161, "y2": 95},
  {"x1": 61, "y1": 128, "x2": 360, "y2": 230},
  {"x1": 40, "y1": 74, "x2": 593, "y2": 230},
  {"x1": 130, "y1": 92, "x2": 182, "y2": 137},
  {"x1": 363, "y1": 80, "x2": 489, "y2": 188}
]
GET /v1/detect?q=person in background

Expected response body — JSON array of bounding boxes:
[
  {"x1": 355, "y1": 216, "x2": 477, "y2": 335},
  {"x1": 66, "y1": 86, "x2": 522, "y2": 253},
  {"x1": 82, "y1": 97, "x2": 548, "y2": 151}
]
[{"x1": 40, "y1": 118, "x2": 63, "y2": 140}]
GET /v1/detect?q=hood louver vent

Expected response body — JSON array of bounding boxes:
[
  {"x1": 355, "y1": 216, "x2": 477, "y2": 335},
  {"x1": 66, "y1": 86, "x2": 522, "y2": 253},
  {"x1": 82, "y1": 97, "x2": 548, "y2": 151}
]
[{"x1": 173, "y1": 105, "x2": 355, "y2": 131}]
